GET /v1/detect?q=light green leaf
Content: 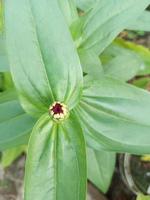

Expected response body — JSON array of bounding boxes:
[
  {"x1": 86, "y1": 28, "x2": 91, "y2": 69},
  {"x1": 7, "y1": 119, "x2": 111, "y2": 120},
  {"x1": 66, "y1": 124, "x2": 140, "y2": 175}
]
[
  {"x1": 5, "y1": 0, "x2": 83, "y2": 117},
  {"x1": 0, "y1": 0, "x2": 3, "y2": 31},
  {"x1": 79, "y1": 49, "x2": 103, "y2": 79},
  {"x1": 127, "y1": 11, "x2": 150, "y2": 32},
  {"x1": 58, "y1": 0, "x2": 78, "y2": 26},
  {"x1": 79, "y1": 0, "x2": 150, "y2": 55},
  {"x1": 24, "y1": 113, "x2": 86, "y2": 200},
  {"x1": 0, "y1": 90, "x2": 36, "y2": 151},
  {"x1": 115, "y1": 38, "x2": 150, "y2": 75},
  {"x1": 1, "y1": 145, "x2": 26, "y2": 168},
  {"x1": 137, "y1": 194, "x2": 150, "y2": 200},
  {"x1": 87, "y1": 148, "x2": 116, "y2": 193},
  {"x1": 76, "y1": 0, "x2": 97, "y2": 11},
  {"x1": 0, "y1": 34, "x2": 9, "y2": 72},
  {"x1": 76, "y1": 77, "x2": 150, "y2": 154},
  {"x1": 102, "y1": 44, "x2": 143, "y2": 81}
]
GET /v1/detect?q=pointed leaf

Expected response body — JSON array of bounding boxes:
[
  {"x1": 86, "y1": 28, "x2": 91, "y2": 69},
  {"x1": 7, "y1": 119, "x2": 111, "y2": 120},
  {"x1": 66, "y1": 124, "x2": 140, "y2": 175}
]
[
  {"x1": 115, "y1": 38, "x2": 150, "y2": 75},
  {"x1": 102, "y1": 44, "x2": 143, "y2": 81},
  {"x1": 127, "y1": 11, "x2": 150, "y2": 32},
  {"x1": 4, "y1": 0, "x2": 83, "y2": 117},
  {"x1": 24, "y1": 113, "x2": 86, "y2": 200},
  {"x1": 79, "y1": 49, "x2": 103, "y2": 79},
  {"x1": 87, "y1": 148, "x2": 116, "y2": 193},
  {"x1": 79, "y1": 0, "x2": 150, "y2": 55},
  {"x1": 76, "y1": 77, "x2": 150, "y2": 154},
  {"x1": 1, "y1": 145, "x2": 26, "y2": 168},
  {"x1": 0, "y1": 90, "x2": 36, "y2": 151}
]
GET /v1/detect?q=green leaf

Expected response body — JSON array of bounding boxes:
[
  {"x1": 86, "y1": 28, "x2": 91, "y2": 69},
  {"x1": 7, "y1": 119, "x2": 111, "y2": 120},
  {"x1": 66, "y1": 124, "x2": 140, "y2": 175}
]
[
  {"x1": 137, "y1": 194, "x2": 150, "y2": 200},
  {"x1": 132, "y1": 77, "x2": 150, "y2": 89},
  {"x1": 0, "y1": 73, "x2": 3, "y2": 91},
  {"x1": 79, "y1": 49, "x2": 103, "y2": 79},
  {"x1": 79, "y1": 0, "x2": 150, "y2": 55},
  {"x1": 0, "y1": 90, "x2": 36, "y2": 151},
  {"x1": 0, "y1": 34, "x2": 9, "y2": 72},
  {"x1": 1, "y1": 145, "x2": 26, "y2": 168},
  {"x1": 75, "y1": 77, "x2": 150, "y2": 154},
  {"x1": 115, "y1": 38, "x2": 150, "y2": 75},
  {"x1": 58, "y1": 0, "x2": 78, "y2": 26},
  {"x1": 76, "y1": 0, "x2": 97, "y2": 11},
  {"x1": 24, "y1": 113, "x2": 86, "y2": 200},
  {"x1": 2, "y1": 72, "x2": 14, "y2": 90},
  {"x1": 87, "y1": 148, "x2": 116, "y2": 193},
  {"x1": 127, "y1": 11, "x2": 150, "y2": 32},
  {"x1": 0, "y1": 0, "x2": 3, "y2": 31},
  {"x1": 4, "y1": 0, "x2": 83, "y2": 117},
  {"x1": 0, "y1": 72, "x2": 14, "y2": 92},
  {"x1": 102, "y1": 44, "x2": 143, "y2": 81}
]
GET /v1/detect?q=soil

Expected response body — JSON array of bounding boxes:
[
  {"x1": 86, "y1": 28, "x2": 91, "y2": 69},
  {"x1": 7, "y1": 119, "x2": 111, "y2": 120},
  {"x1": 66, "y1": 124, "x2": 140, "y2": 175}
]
[
  {"x1": 1, "y1": 155, "x2": 146, "y2": 200},
  {"x1": 0, "y1": 156, "x2": 25, "y2": 200}
]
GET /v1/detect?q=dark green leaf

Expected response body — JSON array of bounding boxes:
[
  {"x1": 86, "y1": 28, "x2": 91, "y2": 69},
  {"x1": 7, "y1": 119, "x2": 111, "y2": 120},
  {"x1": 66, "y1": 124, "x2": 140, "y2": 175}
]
[
  {"x1": 24, "y1": 113, "x2": 86, "y2": 200},
  {"x1": 0, "y1": 34, "x2": 9, "y2": 72},
  {"x1": 2, "y1": 72, "x2": 14, "y2": 90},
  {"x1": 0, "y1": 1, "x2": 3, "y2": 31},
  {"x1": 132, "y1": 77, "x2": 150, "y2": 89}
]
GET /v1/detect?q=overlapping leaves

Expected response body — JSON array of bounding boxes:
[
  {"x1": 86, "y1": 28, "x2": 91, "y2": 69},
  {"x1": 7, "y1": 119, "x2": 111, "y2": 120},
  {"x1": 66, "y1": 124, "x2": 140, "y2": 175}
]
[
  {"x1": 78, "y1": 0, "x2": 150, "y2": 55},
  {"x1": 3, "y1": 0, "x2": 150, "y2": 199},
  {"x1": 4, "y1": 0, "x2": 86, "y2": 199},
  {"x1": 0, "y1": 90, "x2": 36, "y2": 151}
]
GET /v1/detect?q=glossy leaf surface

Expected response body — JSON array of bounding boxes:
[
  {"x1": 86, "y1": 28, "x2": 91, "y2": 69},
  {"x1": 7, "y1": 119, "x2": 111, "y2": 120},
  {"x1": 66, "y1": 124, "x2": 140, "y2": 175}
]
[
  {"x1": 0, "y1": 90, "x2": 36, "y2": 151},
  {"x1": 58, "y1": 0, "x2": 78, "y2": 26},
  {"x1": 127, "y1": 11, "x2": 150, "y2": 31},
  {"x1": 115, "y1": 38, "x2": 150, "y2": 75},
  {"x1": 5, "y1": 0, "x2": 83, "y2": 117},
  {"x1": 79, "y1": 49, "x2": 103, "y2": 79},
  {"x1": 0, "y1": 34, "x2": 9, "y2": 72},
  {"x1": 87, "y1": 148, "x2": 116, "y2": 193},
  {"x1": 104, "y1": 49, "x2": 144, "y2": 81},
  {"x1": 80, "y1": 0, "x2": 150, "y2": 55},
  {"x1": 24, "y1": 113, "x2": 86, "y2": 200},
  {"x1": 76, "y1": 77, "x2": 150, "y2": 154}
]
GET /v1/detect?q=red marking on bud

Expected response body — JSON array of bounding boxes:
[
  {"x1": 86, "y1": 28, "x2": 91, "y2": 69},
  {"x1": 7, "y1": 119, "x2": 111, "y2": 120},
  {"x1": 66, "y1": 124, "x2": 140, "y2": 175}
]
[{"x1": 51, "y1": 103, "x2": 64, "y2": 114}]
